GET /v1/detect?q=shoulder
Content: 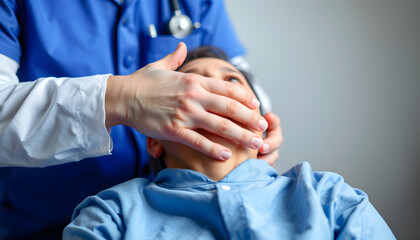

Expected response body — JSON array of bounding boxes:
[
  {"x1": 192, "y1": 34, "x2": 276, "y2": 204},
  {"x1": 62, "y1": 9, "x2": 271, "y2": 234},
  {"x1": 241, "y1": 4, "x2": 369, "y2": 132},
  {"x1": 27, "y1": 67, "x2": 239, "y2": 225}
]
[
  {"x1": 281, "y1": 162, "x2": 396, "y2": 238},
  {"x1": 282, "y1": 162, "x2": 367, "y2": 206},
  {"x1": 73, "y1": 177, "x2": 151, "y2": 218},
  {"x1": 98, "y1": 177, "x2": 151, "y2": 207},
  {"x1": 103, "y1": 177, "x2": 151, "y2": 194},
  {"x1": 65, "y1": 178, "x2": 151, "y2": 238},
  {"x1": 282, "y1": 161, "x2": 344, "y2": 185}
]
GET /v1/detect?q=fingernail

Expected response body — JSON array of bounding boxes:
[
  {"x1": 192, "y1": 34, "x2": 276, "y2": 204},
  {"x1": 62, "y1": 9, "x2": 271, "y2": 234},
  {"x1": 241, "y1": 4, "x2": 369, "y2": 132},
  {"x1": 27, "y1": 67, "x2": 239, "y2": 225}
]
[
  {"x1": 220, "y1": 150, "x2": 232, "y2": 160},
  {"x1": 262, "y1": 144, "x2": 270, "y2": 153},
  {"x1": 259, "y1": 118, "x2": 268, "y2": 131},
  {"x1": 252, "y1": 98, "x2": 260, "y2": 109},
  {"x1": 251, "y1": 137, "x2": 263, "y2": 149}
]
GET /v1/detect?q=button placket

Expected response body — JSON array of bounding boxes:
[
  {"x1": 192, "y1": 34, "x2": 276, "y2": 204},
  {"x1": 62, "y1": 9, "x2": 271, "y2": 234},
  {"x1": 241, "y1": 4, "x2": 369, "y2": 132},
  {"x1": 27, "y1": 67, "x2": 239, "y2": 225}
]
[
  {"x1": 216, "y1": 183, "x2": 251, "y2": 239},
  {"x1": 116, "y1": 5, "x2": 139, "y2": 75}
]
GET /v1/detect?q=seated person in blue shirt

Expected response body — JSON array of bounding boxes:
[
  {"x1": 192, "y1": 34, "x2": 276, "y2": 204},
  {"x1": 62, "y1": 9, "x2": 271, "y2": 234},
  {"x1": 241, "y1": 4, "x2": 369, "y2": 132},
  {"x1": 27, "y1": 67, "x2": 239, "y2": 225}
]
[{"x1": 63, "y1": 47, "x2": 395, "y2": 239}]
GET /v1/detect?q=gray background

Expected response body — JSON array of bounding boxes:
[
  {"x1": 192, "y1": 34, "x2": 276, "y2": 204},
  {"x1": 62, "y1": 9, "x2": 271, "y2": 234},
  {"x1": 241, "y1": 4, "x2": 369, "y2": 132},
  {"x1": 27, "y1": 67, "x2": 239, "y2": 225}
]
[{"x1": 225, "y1": 0, "x2": 420, "y2": 239}]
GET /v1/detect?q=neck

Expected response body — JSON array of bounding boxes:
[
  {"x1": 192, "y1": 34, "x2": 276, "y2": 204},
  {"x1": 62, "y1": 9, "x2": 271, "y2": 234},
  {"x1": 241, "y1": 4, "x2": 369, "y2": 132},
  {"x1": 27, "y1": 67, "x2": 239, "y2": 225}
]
[
  {"x1": 158, "y1": 136, "x2": 259, "y2": 181},
  {"x1": 164, "y1": 146, "x2": 257, "y2": 181},
  {"x1": 192, "y1": 157, "x2": 247, "y2": 181}
]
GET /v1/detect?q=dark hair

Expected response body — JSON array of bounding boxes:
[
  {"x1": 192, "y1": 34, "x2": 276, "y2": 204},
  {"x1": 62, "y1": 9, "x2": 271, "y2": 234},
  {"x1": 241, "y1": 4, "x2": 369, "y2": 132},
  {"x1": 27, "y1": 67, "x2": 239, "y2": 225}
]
[
  {"x1": 149, "y1": 46, "x2": 263, "y2": 176},
  {"x1": 177, "y1": 46, "x2": 229, "y2": 69}
]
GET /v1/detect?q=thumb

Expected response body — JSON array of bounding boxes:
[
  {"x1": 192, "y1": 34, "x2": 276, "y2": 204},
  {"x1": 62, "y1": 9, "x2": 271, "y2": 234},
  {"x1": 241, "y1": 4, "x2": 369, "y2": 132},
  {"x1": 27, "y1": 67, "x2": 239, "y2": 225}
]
[{"x1": 156, "y1": 42, "x2": 187, "y2": 70}]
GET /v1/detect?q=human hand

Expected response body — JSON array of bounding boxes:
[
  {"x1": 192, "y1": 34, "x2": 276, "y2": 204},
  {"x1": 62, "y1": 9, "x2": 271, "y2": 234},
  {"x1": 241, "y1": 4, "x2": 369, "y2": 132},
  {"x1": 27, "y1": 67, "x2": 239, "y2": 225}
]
[
  {"x1": 257, "y1": 113, "x2": 283, "y2": 166},
  {"x1": 105, "y1": 43, "x2": 267, "y2": 160}
]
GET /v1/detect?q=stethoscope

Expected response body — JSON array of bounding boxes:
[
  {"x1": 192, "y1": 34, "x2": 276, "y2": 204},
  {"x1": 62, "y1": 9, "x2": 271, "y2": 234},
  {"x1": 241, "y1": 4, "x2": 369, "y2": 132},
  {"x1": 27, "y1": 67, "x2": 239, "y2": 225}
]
[{"x1": 167, "y1": 0, "x2": 200, "y2": 39}]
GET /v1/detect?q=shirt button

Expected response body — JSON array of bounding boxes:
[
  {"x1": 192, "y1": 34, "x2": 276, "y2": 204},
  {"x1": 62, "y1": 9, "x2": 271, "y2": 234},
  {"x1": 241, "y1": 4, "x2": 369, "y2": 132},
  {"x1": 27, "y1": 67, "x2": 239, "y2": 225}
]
[
  {"x1": 221, "y1": 185, "x2": 231, "y2": 191},
  {"x1": 123, "y1": 55, "x2": 134, "y2": 68}
]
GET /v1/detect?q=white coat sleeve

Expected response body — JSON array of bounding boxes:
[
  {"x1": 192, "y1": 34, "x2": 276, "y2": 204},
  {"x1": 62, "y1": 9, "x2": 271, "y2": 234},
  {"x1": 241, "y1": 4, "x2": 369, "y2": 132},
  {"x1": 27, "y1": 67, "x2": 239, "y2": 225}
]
[{"x1": 0, "y1": 54, "x2": 113, "y2": 167}]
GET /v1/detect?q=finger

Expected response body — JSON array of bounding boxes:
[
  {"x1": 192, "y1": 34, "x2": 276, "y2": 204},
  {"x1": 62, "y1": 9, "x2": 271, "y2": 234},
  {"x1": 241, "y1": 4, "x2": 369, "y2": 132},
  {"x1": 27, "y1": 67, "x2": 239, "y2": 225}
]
[
  {"x1": 176, "y1": 128, "x2": 232, "y2": 161},
  {"x1": 200, "y1": 77, "x2": 261, "y2": 110},
  {"x1": 259, "y1": 113, "x2": 283, "y2": 154},
  {"x1": 155, "y1": 42, "x2": 187, "y2": 70},
  {"x1": 195, "y1": 111, "x2": 264, "y2": 150},
  {"x1": 202, "y1": 93, "x2": 268, "y2": 132},
  {"x1": 258, "y1": 150, "x2": 279, "y2": 166}
]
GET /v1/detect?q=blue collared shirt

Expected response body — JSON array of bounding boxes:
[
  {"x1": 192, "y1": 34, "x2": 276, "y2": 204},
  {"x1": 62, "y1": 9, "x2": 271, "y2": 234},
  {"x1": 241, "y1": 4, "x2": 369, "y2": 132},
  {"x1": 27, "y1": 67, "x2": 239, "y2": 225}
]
[{"x1": 64, "y1": 159, "x2": 395, "y2": 239}]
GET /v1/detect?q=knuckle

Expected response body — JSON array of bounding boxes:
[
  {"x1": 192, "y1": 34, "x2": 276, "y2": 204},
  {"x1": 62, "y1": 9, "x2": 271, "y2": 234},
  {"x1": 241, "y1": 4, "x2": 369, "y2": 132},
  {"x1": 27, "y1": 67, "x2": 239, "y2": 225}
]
[
  {"x1": 279, "y1": 135, "x2": 284, "y2": 144},
  {"x1": 227, "y1": 100, "x2": 238, "y2": 115},
  {"x1": 191, "y1": 136, "x2": 204, "y2": 149},
  {"x1": 241, "y1": 130, "x2": 252, "y2": 143},
  {"x1": 173, "y1": 127, "x2": 189, "y2": 143},
  {"x1": 183, "y1": 73, "x2": 198, "y2": 84},
  {"x1": 269, "y1": 113, "x2": 281, "y2": 125},
  {"x1": 225, "y1": 82, "x2": 235, "y2": 97},
  {"x1": 184, "y1": 88, "x2": 200, "y2": 100},
  {"x1": 176, "y1": 127, "x2": 187, "y2": 138},
  {"x1": 217, "y1": 119, "x2": 230, "y2": 133},
  {"x1": 182, "y1": 77, "x2": 203, "y2": 100},
  {"x1": 269, "y1": 128, "x2": 284, "y2": 147},
  {"x1": 178, "y1": 98, "x2": 194, "y2": 112},
  {"x1": 165, "y1": 126, "x2": 180, "y2": 141}
]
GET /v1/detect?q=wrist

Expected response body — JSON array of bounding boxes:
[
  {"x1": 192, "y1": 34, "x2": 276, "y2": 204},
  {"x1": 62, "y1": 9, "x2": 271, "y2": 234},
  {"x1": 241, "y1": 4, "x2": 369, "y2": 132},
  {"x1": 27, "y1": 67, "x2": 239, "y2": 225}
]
[{"x1": 105, "y1": 75, "x2": 126, "y2": 127}]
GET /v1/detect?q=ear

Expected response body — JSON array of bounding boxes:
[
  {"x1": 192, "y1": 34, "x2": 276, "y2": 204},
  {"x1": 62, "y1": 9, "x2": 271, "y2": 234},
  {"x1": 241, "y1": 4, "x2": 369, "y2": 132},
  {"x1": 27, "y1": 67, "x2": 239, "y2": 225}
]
[{"x1": 147, "y1": 137, "x2": 163, "y2": 158}]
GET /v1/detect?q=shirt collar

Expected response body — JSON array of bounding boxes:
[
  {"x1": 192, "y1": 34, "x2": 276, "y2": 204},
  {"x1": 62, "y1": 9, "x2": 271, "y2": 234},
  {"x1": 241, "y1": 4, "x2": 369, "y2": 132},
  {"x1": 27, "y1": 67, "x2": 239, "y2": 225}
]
[{"x1": 153, "y1": 159, "x2": 278, "y2": 188}]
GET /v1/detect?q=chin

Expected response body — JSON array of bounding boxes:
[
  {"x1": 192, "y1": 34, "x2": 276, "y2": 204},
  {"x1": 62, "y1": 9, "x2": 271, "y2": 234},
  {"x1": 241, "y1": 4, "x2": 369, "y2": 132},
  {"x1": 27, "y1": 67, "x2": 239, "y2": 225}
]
[{"x1": 161, "y1": 130, "x2": 258, "y2": 170}]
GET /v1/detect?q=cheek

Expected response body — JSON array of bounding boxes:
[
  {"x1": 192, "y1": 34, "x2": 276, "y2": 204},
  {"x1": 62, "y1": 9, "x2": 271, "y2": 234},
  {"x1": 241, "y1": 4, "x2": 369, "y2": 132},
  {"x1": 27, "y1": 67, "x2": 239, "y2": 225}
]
[
  {"x1": 161, "y1": 142, "x2": 191, "y2": 156},
  {"x1": 160, "y1": 141, "x2": 202, "y2": 165}
]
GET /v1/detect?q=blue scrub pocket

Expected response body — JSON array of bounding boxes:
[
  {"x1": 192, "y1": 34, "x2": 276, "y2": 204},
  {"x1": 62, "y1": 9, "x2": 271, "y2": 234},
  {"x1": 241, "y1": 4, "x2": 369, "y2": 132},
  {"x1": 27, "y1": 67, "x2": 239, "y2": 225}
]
[{"x1": 141, "y1": 31, "x2": 203, "y2": 66}]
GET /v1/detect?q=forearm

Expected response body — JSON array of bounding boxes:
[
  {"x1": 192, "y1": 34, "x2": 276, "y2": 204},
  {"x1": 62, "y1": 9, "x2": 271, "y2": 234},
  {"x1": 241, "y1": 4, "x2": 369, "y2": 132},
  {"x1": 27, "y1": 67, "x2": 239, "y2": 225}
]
[{"x1": 0, "y1": 55, "x2": 112, "y2": 167}]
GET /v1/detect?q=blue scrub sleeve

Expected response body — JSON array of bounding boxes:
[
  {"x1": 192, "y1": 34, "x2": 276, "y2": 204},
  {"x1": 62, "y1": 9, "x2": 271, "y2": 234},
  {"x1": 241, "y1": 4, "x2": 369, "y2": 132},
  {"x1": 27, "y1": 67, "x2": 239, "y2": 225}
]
[
  {"x1": 200, "y1": 0, "x2": 246, "y2": 59},
  {"x1": 0, "y1": 0, "x2": 21, "y2": 63}
]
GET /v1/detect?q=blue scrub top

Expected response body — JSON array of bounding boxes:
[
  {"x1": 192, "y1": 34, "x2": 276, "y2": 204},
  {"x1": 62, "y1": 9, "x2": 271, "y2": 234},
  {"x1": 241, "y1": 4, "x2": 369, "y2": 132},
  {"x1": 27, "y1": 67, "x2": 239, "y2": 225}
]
[{"x1": 0, "y1": 0, "x2": 245, "y2": 238}]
